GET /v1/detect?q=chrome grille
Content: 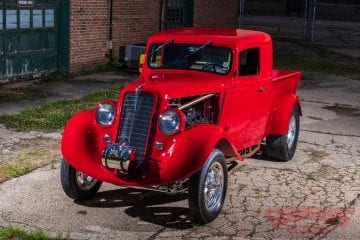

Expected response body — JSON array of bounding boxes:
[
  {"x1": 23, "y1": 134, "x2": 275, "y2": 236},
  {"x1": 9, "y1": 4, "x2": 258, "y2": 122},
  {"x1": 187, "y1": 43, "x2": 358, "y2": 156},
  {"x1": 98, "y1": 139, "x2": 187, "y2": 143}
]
[{"x1": 117, "y1": 92, "x2": 155, "y2": 165}]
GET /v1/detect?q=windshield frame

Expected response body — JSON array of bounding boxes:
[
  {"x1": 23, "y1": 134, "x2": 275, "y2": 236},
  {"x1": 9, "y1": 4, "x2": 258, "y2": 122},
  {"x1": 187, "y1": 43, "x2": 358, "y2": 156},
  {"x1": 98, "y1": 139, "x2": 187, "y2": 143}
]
[{"x1": 146, "y1": 42, "x2": 234, "y2": 76}]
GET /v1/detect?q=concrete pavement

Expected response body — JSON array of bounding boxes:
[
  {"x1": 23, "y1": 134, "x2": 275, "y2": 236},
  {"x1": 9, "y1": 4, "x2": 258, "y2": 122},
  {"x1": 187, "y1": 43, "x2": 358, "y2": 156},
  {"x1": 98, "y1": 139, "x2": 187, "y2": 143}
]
[
  {"x1": 0, "y1": 72, "x2": 360, "y2": 239},
  {"x1": 0, "y1": 71, "x2": 135, "y2": 115}
]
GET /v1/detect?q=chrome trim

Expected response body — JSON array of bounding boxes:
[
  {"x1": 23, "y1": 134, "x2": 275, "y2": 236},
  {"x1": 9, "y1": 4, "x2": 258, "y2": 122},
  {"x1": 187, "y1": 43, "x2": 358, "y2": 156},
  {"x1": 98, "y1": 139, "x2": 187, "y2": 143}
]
[
  {"x1": 178, "y1": 94, "x2": 216, "y2": 110},
  {"x1": 287, "y1": 115, "x2": 296, "y2": 149},
  {"x1": 76, "y1": 171, "x2": 98, "y2": 190},
  {"x1": 204, "y1": 161, "x2": 224, "y2": 212}
]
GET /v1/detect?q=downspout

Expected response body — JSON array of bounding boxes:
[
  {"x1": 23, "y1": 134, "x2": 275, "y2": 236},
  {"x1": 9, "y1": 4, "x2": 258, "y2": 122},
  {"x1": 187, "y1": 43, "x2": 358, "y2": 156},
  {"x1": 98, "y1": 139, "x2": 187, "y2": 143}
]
[
  {"x1": 107, "y1": 0, "x2": 113, "y2": 61},
  {"x1": 160, "y1": 0, "x2": 166, "y2": 31}
]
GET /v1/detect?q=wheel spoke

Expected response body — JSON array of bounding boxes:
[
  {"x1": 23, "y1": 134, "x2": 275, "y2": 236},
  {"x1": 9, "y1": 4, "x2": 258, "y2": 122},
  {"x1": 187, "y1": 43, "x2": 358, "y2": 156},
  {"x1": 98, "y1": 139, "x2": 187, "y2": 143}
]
[
  {"x1": 287, "y1": 115, "x2": 297, "y2": 149},
  {"x1": 76, "y1": 171, "x2": 98, "y2": 190},
  {"x1": 204, "y1": 161, "x2": 225, "y2": 212}
]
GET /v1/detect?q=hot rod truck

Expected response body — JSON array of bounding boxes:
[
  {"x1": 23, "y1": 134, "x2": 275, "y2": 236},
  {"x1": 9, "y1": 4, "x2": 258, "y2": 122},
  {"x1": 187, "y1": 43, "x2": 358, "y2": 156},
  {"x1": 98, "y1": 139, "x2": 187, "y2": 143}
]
[{"x1": 61, "y1": 28, "x2": 301, "y2": 223}]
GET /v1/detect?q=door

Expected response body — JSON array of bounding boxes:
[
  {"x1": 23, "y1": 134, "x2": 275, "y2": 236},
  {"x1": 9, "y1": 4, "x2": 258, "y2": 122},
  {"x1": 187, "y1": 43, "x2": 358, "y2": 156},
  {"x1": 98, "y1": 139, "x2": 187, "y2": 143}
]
[
  {"x1": 225, "y1": 47, "x2": 271, "y2": 150},
  {"x1": 0, "y1": 0, "x2": 64, "y2": 81},
  {"x1": 164, "y1": 0, "x2": 193, "y2": 30}
]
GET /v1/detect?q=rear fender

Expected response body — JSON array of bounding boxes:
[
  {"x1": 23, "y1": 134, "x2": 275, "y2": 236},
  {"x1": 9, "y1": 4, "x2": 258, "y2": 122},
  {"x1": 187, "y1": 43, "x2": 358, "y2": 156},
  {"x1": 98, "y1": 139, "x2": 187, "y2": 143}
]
[{"x1": 268, "y1": 95, "x2": 302, "y2": 135}]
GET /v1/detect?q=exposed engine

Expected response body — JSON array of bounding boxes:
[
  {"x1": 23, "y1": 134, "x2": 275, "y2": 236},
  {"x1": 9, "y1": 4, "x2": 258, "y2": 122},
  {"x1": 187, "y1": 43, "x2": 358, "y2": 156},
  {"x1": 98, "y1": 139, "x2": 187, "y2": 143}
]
[
  {"x1": 169, "y1": 93, "x2": 221, "y2": 127},
  {"x1": 183, "y1": 107, "x2": 209, "y2": 125}
]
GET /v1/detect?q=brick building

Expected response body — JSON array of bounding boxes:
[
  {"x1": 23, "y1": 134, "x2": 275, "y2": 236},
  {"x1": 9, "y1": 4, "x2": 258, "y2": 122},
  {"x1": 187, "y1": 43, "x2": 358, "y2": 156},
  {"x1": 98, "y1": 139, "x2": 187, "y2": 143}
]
[
  {"x1": 70, "y1": 0, "x2": 240, "y2": 72},
  {"x1": 0, "y1": 0, "x2": 239, "y2": 82}
]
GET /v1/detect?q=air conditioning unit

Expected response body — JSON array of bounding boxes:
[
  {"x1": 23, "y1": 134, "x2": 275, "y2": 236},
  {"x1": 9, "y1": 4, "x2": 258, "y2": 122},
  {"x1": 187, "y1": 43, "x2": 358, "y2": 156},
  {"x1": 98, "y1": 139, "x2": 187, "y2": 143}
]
[{"x1": 123, "y1": 44, "x2": 146, "y2": 69}]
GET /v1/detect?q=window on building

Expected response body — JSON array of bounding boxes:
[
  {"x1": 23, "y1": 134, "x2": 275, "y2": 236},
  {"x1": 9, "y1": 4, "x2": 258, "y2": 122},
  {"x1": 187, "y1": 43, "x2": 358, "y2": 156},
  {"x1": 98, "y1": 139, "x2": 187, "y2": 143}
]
[
  {"x1": 239, "y1": 48, "x2": 260, "y2": 76},
  {"x1": 6, "y1": 9, "x2": 17, "y2": 29},
  {"x1": 45, "y1": 9, "x2": 54, "y2": 27},
  {"x1": 20, "y1": 9, "x2": 30, "y2": 29},
  {"x1": 0, "y1": 10, "x2": 3, "y2": 30},
  {"x1": 33, "y1": 9, "x2": 43, "y2": 28},
  {"x1": 164, "y1": 0, "x2": 193, "y2": 30}
]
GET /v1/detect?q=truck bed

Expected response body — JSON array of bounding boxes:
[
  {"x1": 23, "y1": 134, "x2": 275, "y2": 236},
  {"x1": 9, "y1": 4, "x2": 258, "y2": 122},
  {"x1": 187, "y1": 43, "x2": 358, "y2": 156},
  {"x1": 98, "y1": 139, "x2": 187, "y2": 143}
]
[
  {"x1": 272, "y1": 69, "x2": 302, "y2": 96},
  {"x1": 272, "y1": 69, "x2": 301, "y2": 82}
]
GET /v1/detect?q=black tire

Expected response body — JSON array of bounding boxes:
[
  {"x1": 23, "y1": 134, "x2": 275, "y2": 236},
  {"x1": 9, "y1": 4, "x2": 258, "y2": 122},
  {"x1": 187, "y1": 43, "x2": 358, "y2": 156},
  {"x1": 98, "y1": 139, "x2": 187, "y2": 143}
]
[
  {"x1": 188, "y1": 149, "x2": 228, "y2": 224},
  {"x1": 60, "y1": 159, "x2": 102, "y2": 201},
  {"x1": 266, "y1": 106, "x2": 300, "y2": 161}
]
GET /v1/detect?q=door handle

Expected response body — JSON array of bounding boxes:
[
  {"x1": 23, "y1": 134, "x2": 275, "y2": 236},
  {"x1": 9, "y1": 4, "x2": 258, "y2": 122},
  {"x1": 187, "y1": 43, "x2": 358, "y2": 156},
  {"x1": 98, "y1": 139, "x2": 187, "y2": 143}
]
[{"x1": 259, "y1": 87, "x2": 267, "y2": 92}]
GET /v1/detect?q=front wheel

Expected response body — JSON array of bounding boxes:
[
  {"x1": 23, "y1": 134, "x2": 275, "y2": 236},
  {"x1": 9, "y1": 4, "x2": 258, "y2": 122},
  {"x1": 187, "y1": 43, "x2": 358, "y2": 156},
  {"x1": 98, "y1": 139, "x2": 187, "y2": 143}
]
[
  {"x1": 188, "y1": 149, "x2": 228, "y2": 224},
  {"x1": 60, "y1": 159, "x2": 102, "y2": 201},
  {"x1": 266, "y1": 106, "x2": 300, "y2": 161}
]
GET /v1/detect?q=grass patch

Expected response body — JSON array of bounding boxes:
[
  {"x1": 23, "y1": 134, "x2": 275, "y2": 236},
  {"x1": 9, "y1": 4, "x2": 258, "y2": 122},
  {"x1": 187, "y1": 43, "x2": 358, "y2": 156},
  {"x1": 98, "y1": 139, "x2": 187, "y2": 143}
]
[
  {"x1": 274, "y1": 39, "x2": 360, "y2": 79},
  {"x1": 0, "y1": 225, "x2": 68, "y2": 240},
  {"x1": 0, "y1": 162, "x2": 32, "y2": 182},
  {"x1": 0, "y1": 85, "x2": 124, "y2": 132},
  {"x1": 0, "y1": 140, "x2": 61, "y2": 183},
  {"x1": 0, "y1": 89, "x2": 48, "y2": 102},
  {"x1": 306, "y1": 174, "x2": 316, "y2": 181}
]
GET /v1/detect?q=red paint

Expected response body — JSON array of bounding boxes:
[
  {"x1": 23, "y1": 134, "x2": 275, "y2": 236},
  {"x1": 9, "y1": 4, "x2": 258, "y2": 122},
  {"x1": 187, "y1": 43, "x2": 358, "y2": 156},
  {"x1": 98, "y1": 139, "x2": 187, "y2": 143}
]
[{"x1": 61, "y1": 28, "x2": 301, "y2": 186}]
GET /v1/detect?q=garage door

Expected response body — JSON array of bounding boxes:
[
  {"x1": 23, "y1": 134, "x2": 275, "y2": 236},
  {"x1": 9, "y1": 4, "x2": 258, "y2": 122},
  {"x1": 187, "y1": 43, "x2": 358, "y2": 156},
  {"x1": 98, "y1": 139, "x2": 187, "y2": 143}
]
[{"x1": 0, "y1": 0, "x2": 67, "y2": 82}]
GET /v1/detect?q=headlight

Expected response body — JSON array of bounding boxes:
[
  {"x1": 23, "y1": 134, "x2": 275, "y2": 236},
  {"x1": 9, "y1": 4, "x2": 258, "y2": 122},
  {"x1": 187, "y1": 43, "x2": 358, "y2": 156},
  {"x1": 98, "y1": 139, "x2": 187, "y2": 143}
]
[
  {"x1": 96, "y1": 103, "x2": 116, "y2": 126},
  {"x1": 159, "y1": 110, "x2": 180, "y2": 135}
]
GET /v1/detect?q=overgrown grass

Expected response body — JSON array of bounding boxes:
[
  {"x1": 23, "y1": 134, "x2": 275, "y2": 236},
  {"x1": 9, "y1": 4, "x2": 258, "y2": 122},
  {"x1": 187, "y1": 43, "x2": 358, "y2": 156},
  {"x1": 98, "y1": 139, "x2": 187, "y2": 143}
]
[
  {"x1": 274, "y1": 39, "x2": 360, "y2": 79},
  {"x1": 0, "y1": 85, "x2": 124, "y2": 132},
  {"x1": 0, "y1": 226, "x2": 68, "y2": 240}
]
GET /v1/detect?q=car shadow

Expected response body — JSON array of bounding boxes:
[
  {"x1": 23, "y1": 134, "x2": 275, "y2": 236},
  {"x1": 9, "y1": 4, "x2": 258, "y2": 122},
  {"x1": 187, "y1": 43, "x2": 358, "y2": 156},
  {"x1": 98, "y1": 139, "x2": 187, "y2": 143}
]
[
  {"x1": 250, "y1": 143, "x2": 285, "y2": 162},
  {"x1": 75, "y1": 188, "x2": 197, "y2": 229}
]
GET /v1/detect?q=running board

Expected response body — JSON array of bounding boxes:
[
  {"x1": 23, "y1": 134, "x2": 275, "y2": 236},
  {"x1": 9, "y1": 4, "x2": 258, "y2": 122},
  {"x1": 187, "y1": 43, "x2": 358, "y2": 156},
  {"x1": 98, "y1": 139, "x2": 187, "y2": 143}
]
[{"x1": 240, "y1": 144, "x2": 261, "y2": 158}]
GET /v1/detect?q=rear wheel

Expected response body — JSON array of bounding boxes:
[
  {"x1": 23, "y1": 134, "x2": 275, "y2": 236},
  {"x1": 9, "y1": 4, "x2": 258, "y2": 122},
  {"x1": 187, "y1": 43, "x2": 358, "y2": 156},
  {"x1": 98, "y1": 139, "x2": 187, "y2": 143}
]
[
  {"x1": 188, "y1": 149, "x2": 228, "y2": 224},
  {"x1": 60, "y1": 160, "x2": 102, "y2": 201},
  {"x1": 266, "y1": 106, "x2": 300, "y2": 161}
]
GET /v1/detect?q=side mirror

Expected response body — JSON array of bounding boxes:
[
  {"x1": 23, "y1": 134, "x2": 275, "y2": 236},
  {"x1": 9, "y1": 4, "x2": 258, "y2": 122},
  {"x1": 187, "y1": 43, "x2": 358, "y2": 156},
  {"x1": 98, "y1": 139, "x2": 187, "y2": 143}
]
[{"x1": 139, "y1": 54, "x2": 145, "y2": 73}]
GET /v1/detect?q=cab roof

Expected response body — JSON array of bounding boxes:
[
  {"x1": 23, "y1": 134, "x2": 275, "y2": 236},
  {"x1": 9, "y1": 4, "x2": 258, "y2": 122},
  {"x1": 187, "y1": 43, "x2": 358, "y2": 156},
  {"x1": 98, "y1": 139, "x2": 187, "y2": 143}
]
[{"x1": 148, "y1": 28, "x2": 272, "y2": 48}]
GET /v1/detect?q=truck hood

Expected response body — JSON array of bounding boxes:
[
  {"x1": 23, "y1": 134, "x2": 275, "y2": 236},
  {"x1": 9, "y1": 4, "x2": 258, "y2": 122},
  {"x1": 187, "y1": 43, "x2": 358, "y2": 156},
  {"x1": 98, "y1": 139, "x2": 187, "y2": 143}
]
[{"x1": 128, "y1": 71, "x2": 228, "y2": 99}]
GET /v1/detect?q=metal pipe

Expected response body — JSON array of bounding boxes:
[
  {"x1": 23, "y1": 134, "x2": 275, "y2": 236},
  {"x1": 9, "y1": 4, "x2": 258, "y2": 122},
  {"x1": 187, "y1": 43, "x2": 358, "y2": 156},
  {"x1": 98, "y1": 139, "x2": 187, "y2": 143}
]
[
  {"x1": 178, "y1": 94, "x2": 216, "y2": 110},
  {"x1": 238, "y1": 0, "x2": 245, "y2": 28},
  {"x1": 107, "y1": 0, "x2": 114, "y2": 60}
]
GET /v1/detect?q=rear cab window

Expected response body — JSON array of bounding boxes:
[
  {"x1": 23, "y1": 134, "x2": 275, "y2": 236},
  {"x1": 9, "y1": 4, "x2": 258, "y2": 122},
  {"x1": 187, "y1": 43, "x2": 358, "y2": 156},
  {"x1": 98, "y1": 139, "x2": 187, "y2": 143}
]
[{"x1": 239, "y1": 48, "x2": 260, "y2": 76}]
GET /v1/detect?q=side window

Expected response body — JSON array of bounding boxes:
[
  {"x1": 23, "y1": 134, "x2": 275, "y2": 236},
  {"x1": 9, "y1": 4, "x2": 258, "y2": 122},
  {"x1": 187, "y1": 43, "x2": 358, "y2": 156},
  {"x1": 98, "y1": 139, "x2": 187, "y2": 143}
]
[{"x1": 239, "y1": 48, "x2": 259, "y2": 76}]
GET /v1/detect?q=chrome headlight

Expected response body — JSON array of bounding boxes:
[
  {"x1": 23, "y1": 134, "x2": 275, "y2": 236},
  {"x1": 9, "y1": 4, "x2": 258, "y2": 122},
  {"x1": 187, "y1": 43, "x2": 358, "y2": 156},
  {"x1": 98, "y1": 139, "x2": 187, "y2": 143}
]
[
  {"x1": 159, "y1": 110, "x2": 180, "y2": 135},
  {"x1": 96, "y1": 103, "x2": 116, "y2": 126}
]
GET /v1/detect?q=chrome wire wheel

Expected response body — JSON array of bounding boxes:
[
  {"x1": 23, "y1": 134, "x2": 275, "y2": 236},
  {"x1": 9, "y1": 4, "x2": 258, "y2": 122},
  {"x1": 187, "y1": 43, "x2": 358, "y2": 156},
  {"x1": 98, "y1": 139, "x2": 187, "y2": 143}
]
[
  {"x1": 287, "y1": 115, "x2": 297, "y2": 149},
  {"x1": 204, "y1": 162, "x2": 224, "y2": 212},
  {"x1": 76, "y1": 171, "x2": 98, "y2": 191},
  {"x1": 188, "y1": 149, "x2": 228, "y2": 223}
]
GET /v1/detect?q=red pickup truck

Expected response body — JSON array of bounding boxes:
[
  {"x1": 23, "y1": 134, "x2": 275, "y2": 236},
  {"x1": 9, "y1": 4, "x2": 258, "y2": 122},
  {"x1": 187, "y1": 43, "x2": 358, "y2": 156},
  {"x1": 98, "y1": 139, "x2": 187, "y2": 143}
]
[{"x1": 61, "y1": 28, "x2": 301, "y2": 223}]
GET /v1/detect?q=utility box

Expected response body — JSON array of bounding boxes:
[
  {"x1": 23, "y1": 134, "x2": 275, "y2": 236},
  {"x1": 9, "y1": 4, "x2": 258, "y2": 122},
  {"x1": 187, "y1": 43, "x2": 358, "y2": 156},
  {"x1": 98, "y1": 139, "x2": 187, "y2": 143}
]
[{"x1": 123, "y1": 44, "x2": 146, "y2": 69}]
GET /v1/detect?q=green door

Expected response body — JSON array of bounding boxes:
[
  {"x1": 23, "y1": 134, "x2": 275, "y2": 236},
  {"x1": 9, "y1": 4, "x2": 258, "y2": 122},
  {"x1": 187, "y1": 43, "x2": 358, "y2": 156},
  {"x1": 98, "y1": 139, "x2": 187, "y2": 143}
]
[{"x1": 0, "y1": 0, "x2": 67, "y2": 82}]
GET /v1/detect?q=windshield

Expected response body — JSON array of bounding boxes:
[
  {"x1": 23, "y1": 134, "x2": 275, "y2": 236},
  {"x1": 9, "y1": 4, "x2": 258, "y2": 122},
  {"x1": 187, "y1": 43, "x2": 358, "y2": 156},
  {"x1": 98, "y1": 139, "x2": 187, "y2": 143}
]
[{"x1": 147, "y1": 43, "x2": 232, "y2": 75}]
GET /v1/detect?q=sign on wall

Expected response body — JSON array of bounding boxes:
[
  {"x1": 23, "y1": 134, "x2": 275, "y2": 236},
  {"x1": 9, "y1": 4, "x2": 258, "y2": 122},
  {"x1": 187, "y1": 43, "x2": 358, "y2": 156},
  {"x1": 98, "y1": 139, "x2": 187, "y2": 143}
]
[{"x1": 18, "y1": 1, "x2": 34, "y2": 7}]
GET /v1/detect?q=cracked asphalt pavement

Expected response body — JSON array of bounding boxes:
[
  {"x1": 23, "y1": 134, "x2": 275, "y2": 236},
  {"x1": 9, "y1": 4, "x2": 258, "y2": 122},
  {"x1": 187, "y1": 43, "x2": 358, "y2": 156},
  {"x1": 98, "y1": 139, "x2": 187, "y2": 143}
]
[{"x1": 0, "y1": 72, "x2": 359, "y2": 239}]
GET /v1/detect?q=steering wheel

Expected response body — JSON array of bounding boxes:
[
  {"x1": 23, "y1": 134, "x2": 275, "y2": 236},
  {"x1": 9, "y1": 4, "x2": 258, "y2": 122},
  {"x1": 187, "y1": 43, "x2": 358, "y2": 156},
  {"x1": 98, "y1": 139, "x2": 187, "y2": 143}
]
[{"x1": 202, "y1": 63, "x2": 225, "y2": 73}]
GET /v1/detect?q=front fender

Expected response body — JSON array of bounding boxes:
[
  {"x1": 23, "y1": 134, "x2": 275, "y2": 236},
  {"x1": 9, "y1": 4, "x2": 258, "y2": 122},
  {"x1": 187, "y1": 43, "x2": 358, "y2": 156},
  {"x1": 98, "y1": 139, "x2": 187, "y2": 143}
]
[
  {"x1": 61, "y1": 110, "x2": 119, "y2": 182},
  {"x1": 152, "y1": 125, "x2": 242, "y2": 184},
  {"x1": 62, "y1": 112, "x2": 242, "y2": 186}
]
